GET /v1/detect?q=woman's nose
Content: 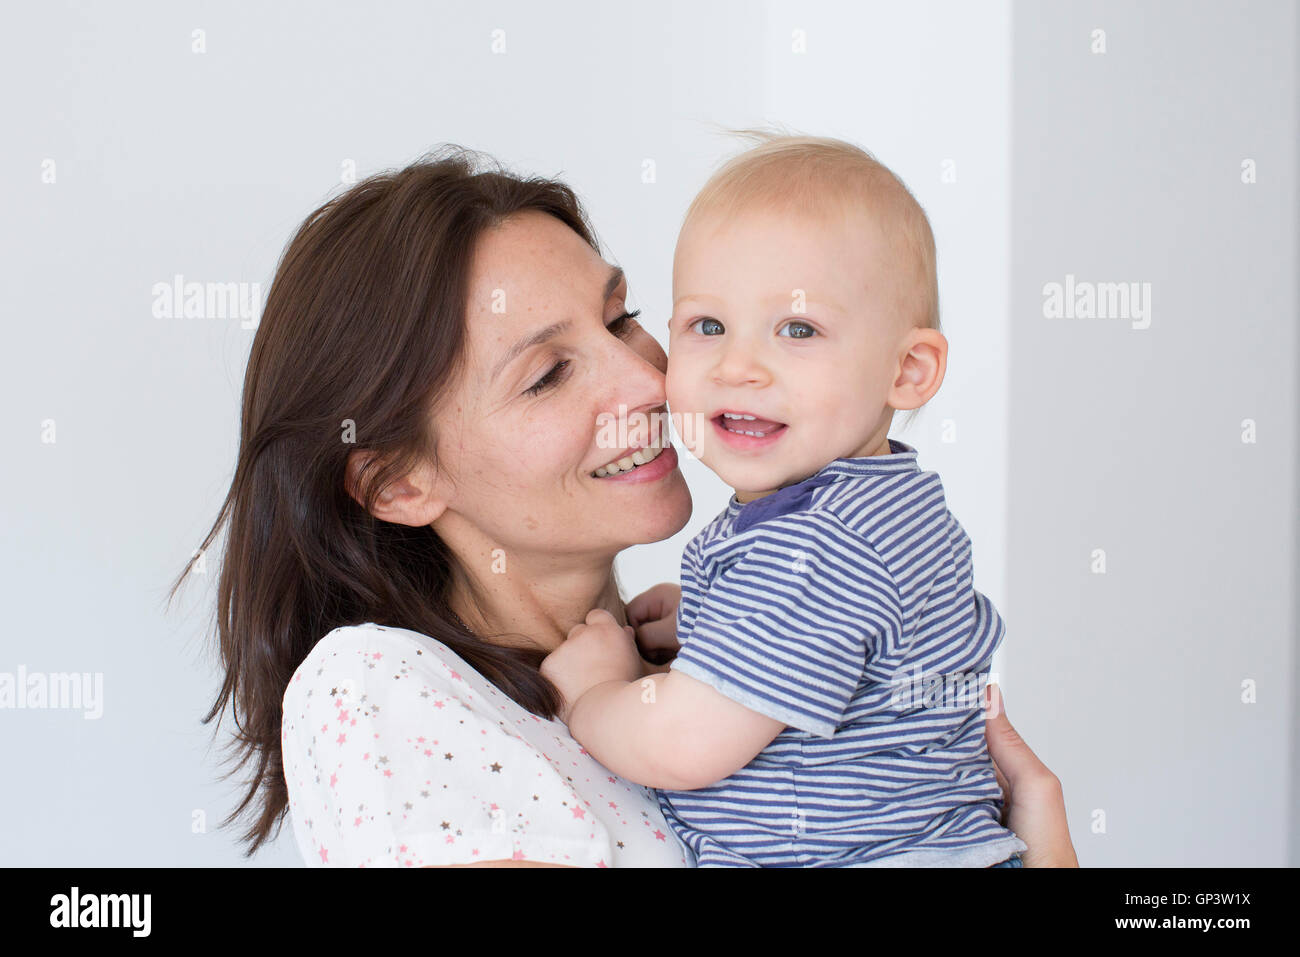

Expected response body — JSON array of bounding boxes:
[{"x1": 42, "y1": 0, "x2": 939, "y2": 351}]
[{"x1": 608, "y1": 334, "x2": 668, "y2": 415}]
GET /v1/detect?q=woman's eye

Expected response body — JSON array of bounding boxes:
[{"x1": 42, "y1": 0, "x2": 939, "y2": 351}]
[
  {"x1": 778, "y1": 320, "x2": 816, "y2": 339},
  {"x1": 689, "y1": 317, "x2": 725, "y2": 336},
  {"x1": 524, "y1": 360, "x2": 570, "y2": 396},
  {"x1": 522, "y1": 310, "x2": 640, "y2": 398},
  {"x1": 606, "y1": 309, "x2": 642, "y2": 337}
]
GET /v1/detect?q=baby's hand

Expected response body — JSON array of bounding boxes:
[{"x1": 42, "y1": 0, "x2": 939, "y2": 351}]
[{"x1": 540, "y1": 609, "x2": 643, "y2": 724}]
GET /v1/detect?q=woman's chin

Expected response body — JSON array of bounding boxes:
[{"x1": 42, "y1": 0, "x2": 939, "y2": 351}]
[{"x1": 599, "y1": 467, "x2": 692, "y2": 546}]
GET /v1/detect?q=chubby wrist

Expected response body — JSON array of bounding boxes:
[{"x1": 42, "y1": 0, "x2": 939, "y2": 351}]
[{"x1": 566, "y1": 678, "x2": 630, "y2": 734}]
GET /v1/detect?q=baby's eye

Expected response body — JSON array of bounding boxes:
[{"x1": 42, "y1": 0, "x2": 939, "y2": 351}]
[
  {"x1": 778, "y1": 320, "x2": 817, "y2": 339},
  {"x1": 688, "y1": 317, "x2": 725, "y2": 336}
]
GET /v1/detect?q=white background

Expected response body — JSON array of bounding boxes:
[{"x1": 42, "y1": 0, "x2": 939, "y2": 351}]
[{"x1": 0, "y1": 1, "x2": 1293, "y2": 867}]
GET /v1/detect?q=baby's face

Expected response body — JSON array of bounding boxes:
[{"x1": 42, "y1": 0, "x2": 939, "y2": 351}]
[{"x1": 667, "y1": 204, "x2": 908, "y2": 502}]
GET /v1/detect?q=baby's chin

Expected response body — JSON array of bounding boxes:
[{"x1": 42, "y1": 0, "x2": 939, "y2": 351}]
[{"x1": 706, "y1": 459, "x2": 819, "y2": 503}]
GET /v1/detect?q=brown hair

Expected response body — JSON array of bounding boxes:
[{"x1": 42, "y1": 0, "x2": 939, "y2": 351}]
[{"x1": 171, "y1": 147, "x2": 593, "y2": 855}]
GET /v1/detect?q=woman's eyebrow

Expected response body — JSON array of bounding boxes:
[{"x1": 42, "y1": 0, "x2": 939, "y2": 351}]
[
  {"x1": 490, "y1": 266, "x2": 626, "y2": 383},
  {"x1": 491, "y1": 319, "x2": 573, "y2": 383},
  {"x1": 604, "y1": 265, "x2": 626, "y2": 299}
]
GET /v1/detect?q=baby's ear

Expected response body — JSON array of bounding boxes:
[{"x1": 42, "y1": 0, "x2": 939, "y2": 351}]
[{"x1": 887, "y1": 328, "x2": 948, "y2": 411}]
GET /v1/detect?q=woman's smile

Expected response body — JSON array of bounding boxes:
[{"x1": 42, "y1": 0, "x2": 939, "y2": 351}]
[{"x1": 590, "y1": 443, "x2": 679, "y2": 484}]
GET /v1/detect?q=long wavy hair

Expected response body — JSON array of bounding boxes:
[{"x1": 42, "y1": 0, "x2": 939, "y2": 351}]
[{"x1": 171, "y1": 147, "x2": 588, "y2": 855}]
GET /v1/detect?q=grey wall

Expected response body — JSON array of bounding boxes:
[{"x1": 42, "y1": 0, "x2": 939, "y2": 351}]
[{"x1": 1007, "y1": 0, "x2": 1298, "y2": 866}]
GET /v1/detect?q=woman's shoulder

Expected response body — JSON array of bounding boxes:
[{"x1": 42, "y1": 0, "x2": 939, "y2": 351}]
[
  {"x1": 285, "y1": 621, "x2": 475, "y2": 709},
  {"x1": 298, "y1": 620, "x2": 461, "y2": 670},
  {"x1": 279, "y1": 620, "x2": 691, "y2": 868},
  {"x1": 281, "y1": 622, "x2": 594, "y2": 867}
]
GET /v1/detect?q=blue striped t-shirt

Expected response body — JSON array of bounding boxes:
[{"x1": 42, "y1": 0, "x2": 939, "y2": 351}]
[{"x1": 657, "y1": 439, "x2": 1028, "y2": 867}]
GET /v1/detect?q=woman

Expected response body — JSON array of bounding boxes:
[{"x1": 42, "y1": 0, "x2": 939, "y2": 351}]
[{"x1": 179, "y1": 146, "x2": 1078, "y2": 868}]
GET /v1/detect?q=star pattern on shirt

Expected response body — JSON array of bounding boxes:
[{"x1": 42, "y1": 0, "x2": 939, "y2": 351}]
[{"x1": 284, "y1": 624, "x2": 691, "y2": 869}]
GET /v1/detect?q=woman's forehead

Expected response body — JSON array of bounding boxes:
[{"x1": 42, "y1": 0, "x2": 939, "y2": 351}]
[
  {"x1": 469, "y1": 210, "x2": 611, "y2": 300},
  {"x1": 462, "y1": 213, "x2": 625, "y2": 375}
]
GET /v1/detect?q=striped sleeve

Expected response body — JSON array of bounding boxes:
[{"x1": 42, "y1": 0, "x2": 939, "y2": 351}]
[{"x1": 670, "y1": 514, "x2": 899, "y2": 738}]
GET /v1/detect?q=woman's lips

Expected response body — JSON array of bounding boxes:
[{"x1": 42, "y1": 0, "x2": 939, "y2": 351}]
[
  {"x1": 711, "y1": 414, "x2": 788, "y2": 451},
  {"x1": 591, "y1": 444, "x2": 679, "y2": 484}
]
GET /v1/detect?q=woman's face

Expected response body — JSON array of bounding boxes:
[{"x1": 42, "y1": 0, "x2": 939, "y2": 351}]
[{"x1": 428, "y1": 210, "x2": 692, "y2": 559}]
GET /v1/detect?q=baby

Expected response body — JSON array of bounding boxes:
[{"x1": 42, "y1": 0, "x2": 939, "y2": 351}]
[{"x1": 541, "y1": 134, "x2": 1028, "y2": 867}]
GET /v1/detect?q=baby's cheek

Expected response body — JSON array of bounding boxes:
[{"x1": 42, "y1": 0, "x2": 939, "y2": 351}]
[{"x1": 664, "y1": 356, "x2": 694, "y2": 411}]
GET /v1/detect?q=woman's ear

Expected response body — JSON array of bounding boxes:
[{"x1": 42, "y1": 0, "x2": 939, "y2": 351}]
[
  {"x1": 344, "y1": 449, "x2": 448, "y2": 527},
  {"x1": 887, "y1": 328, "x2": 948, "y2": 412}
]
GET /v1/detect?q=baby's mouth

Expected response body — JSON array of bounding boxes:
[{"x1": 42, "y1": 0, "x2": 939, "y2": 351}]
[{"x1": 713, "y1": 411, "x2": 787, "y2": 437}]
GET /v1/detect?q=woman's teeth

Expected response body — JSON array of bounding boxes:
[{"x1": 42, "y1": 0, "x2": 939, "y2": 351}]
[{"x1": 593, "y1": 440, "x2": 665, "y2": 477}]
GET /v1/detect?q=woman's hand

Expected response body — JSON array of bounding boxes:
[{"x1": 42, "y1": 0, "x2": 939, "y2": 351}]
[
  {"x1": 984, "y1": 683, "x2": 1079, "y2": 867},
  {"x1": 626, "y1": 582, "x2": 682, "y2": 666}
]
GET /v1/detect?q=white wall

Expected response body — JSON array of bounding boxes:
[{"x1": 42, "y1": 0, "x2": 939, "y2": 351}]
[
  {"x1": 2, "y1": 1, "x2": 1291, "y2": 868},
  {"x1": 1007, "y1": 0, "x2": 1298, "y2": 866}
]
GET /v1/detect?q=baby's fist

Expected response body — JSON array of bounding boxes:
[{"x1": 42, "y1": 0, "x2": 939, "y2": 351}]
[{"x1": 541, "y1": 609, "x2": 642, "y2": 723}]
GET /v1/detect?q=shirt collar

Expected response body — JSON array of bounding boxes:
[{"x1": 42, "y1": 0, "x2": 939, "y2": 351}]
[{"x1": 725, "y1": 439, "x2": 920, "y2": 531}]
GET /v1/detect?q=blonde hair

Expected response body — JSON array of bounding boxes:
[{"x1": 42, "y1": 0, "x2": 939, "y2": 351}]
[{"x1": 681, "y1": 130, "x2": 941, "y2": 333}]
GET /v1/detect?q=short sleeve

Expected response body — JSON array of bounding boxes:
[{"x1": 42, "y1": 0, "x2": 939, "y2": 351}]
[
  {"x1": 670, "y1": 513, "x2": 900, "y2": 738},
  {"x1": 280, "y1": 624, "x2": 614, "y2": 867}
]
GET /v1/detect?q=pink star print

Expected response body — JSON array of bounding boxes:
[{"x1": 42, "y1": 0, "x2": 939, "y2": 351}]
[
  {"x1": 653, "y1": 830, "x2": 666, "y2": 841},
  {"x1": 329, "y1": 773, "x2": 338, "y2": 788},
  {"x1": 570, "y1": 806, "x2": 586, "y2": 820},
  {"x1": 512, "y1": 850, "x2": 526, "y2": 860},
  {"x1": 337, "y1": 733, "x2": 347, "y2": 745},
  {"x1": 318, "y1": 845, "x2": 329, "y2": 864}
]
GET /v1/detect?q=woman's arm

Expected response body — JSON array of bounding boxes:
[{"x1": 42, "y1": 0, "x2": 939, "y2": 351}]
[{"x1": 984, "y1": 682, "x2": 1079, "y2": 867}]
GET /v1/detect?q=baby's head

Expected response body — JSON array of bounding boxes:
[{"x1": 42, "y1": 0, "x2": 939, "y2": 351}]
[{"x1": 666, "y1": 133, "x2": 948, "y2": 503}]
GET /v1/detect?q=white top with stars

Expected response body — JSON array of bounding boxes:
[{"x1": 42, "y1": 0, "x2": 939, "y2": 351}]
[{"x1": 281, "y1": 621, "x2": 693, "y2": 868}]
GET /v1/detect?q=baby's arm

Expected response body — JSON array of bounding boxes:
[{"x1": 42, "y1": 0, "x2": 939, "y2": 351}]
[{"x1": 540, "y1": 610, "x2": 784, "y2": 790}]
